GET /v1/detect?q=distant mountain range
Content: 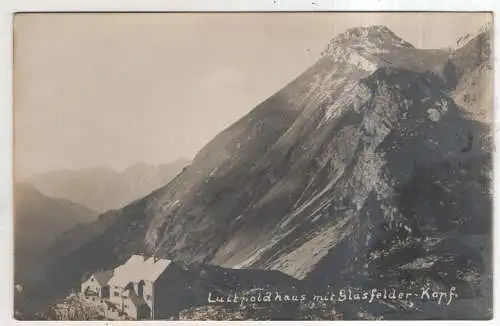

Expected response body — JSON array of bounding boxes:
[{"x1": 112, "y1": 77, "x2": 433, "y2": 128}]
[
  {"x1": 22, "y1": 24, "x2": 493, "y2": 320},
  {"x1": 15, "y1": 159, "x2": 189, "y2": 287},
  {"x1": 26, "y1": 159, "x2": 190, "y2": 212}
]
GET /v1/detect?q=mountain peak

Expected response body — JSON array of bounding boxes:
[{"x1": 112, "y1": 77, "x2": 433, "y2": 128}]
[
  {"x1": 322, "y1": 25, "x2": 414, "y2": 57},
  {"x1": 319, "y1": 25, "x2": 416, "y2": 73},
  {"x1": 455, "y1": 22, "x2": 492, "y2": 49},
  {"x1": 479, "y1": 21, "x2": 492, "y2": 34}
]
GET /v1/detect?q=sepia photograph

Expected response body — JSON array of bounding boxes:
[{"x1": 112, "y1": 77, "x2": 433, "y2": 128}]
[{"x1": 12, "y1": 12, "x2": 493, "y2": 320}]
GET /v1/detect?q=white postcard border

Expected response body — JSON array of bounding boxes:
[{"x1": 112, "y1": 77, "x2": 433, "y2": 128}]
[{"x1": 0, "y1": 1, "x2": 498, "y2": 326}]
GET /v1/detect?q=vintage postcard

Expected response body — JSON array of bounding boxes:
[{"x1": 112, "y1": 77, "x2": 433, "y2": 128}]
[{"x1": 12, "y1": 12, "x2": 493, "y2": 320}]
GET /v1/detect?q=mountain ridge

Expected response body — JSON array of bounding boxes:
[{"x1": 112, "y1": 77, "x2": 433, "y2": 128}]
[
  {"x1": 26, "y1": 159, "x2": 190, "y2": 212},
  {"x1": 14, "y1": 183, "x2": 98, "y2": 285}
]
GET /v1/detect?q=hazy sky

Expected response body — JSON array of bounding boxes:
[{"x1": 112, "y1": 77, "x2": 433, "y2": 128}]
[{"x1": 14, "y1": 12, "x2": 491, "y2": 179}]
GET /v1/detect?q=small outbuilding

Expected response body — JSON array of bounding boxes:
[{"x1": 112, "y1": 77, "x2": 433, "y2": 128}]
[{"x1": 81, "y1": 270, "x2": 114, "y2": 298}]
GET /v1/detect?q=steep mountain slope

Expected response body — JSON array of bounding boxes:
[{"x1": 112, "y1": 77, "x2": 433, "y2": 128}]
[
  {"x1": 26, "y1": 159, "x2": 190, "y2": 212},
  {"x1": 30, "y1": 25, "x2": 492, "y2": 319},
  {"x1": 14, "y1": 183, "x2": 98, "y2": 284},
  {"x1": 150, "y1": 25, "x2": 491, "y2": 274},
  {"x1": 44, "y1": 209, "x2": 120, "y2": 269},
  {"x1": 448, "y1": 26, "x2": 493, "y2": 124}
]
